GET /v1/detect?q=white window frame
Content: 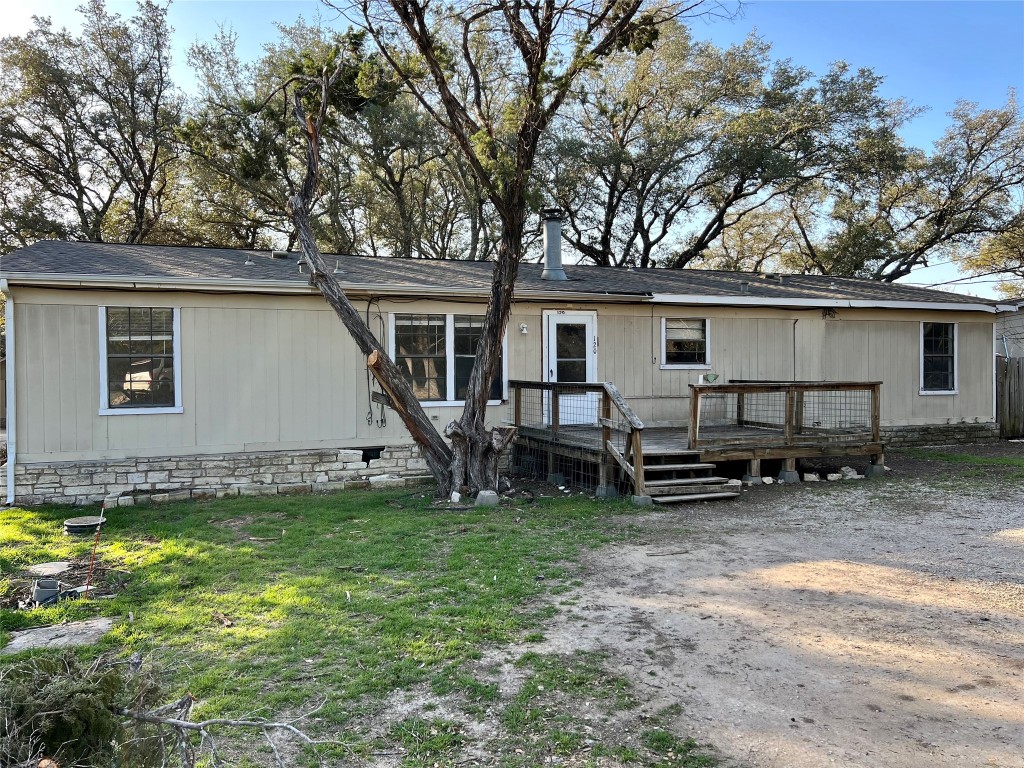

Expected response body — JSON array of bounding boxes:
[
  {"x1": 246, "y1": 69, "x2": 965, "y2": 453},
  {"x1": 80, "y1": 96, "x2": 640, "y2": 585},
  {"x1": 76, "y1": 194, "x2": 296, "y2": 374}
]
[
  {"x1": 388, "y1": 312, "x2": 508, "y2": 408},
  {"x1": 660, "y1": 317, "x2": 711, "y2": 370},
  {"x1": 98, "y1": 306, "x2": 183, "y2": 415},
  {"x1": 919, "y1": 320, "x2": 958, "y2": 395}
]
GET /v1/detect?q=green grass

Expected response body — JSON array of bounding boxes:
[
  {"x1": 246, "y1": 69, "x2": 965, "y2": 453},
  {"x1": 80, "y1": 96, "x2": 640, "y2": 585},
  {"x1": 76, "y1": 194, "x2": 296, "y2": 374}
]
[
  {"x1": 900, "y1": 448, "x2": 1024, "y2": 467},
  {"x1": 0, "y1": 490, "x2": 718, "y2": 765}
]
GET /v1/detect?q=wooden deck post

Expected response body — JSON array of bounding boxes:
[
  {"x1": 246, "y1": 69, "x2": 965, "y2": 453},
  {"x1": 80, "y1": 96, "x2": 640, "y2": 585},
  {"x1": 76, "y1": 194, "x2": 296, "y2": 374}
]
[
  {"x1": 512, "y1": 382, "x2": 522, "y2": 427},
  {"x1": 631, "y1": 429, "x2": 647, "y2": 498},
  {"x1": 870, "y1": 383, "x2": 881, "y2": 443},
  {"x1": 596, "y1": 387, "x2": 617, "y2": 497},
  {"x1": 688, "y1": 387, "x2": 701, "y2": 448},
  {"x1": 784, "y1": 386, "x2": 796, "y2": 445},
  {"x1": 736, "y1": 391, "x2": 745, "y2": 428},
  {"x1": 742, "y1": 457, "x2": 763, "y2": 485}
]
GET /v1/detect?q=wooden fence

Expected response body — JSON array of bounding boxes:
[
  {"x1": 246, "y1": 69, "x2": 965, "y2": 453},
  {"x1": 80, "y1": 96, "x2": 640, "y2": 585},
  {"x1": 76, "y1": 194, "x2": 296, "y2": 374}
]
[{"x1": 997, "y1": 357, "x2": 1024, "y2": 439}]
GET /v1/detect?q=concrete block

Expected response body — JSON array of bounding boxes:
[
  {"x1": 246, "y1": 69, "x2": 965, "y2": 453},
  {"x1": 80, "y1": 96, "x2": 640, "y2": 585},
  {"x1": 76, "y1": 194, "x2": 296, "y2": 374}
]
[
  {"x1": 632, "y1": 495, "x2": 654, "y2": 506},
  {"x1": 777, "y1": 470, "x2": 800, "y2": 484},
  {"x1": 864, "y1": 463, "x2": 886, "y2": 478},
  {"x1": 475, "y1": 490, "x2": 500, "y2": 507},
  {"x1": 595, "y1": 485, "x2": 618, "y2": 499}
]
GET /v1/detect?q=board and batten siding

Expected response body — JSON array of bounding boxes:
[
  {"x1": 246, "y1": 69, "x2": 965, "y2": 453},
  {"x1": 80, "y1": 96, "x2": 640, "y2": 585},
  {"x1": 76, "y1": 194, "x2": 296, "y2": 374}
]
[
  {"x1": 13, "y1": 290, "x2": 517, "y2": 463},
  {"x1": 11, "y1": 287, "x2": 996, "y2": 463}
]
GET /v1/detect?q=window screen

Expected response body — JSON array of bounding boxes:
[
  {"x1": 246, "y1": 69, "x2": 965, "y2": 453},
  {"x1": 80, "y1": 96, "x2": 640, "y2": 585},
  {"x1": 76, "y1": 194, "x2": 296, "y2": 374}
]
[{"x1": 922, "y1": 322, "x2": 955, "y2": 391}]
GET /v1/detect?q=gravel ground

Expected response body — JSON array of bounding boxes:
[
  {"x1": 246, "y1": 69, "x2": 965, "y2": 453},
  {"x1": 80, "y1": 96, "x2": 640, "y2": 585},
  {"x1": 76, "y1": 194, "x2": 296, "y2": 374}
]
[{"x1": 532, "y1": 446, "x2": 1024, "y2": 768}]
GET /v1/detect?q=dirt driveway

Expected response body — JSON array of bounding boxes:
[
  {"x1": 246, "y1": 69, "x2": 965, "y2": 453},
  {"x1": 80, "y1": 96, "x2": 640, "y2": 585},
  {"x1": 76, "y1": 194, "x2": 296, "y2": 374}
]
[{"x1": 537, "y1": 455, "x2": 1024, "y2": 767}]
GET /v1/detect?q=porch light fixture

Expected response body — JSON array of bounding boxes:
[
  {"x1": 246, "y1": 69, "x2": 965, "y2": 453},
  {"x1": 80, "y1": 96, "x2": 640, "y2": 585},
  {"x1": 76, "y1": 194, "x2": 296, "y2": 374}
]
[{"x1": 519, "y1": 322, "x2": 528, "y2": 334}]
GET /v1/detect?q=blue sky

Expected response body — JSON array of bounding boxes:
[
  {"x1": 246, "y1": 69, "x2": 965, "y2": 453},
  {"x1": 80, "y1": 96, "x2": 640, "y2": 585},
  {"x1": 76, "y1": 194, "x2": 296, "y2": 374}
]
[{"x1": 2, "y1": 0, "x2": 1022, "y2": 295}]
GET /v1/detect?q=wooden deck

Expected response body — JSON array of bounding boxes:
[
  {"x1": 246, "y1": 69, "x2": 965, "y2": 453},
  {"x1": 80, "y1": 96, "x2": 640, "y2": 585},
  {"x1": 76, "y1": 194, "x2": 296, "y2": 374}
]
[
  {"x1": 509, "y1": 379, "x2": 885, "y2": 502},
  {"x1": 517, "y1": 423, "x2": 883, "y2": 462}
]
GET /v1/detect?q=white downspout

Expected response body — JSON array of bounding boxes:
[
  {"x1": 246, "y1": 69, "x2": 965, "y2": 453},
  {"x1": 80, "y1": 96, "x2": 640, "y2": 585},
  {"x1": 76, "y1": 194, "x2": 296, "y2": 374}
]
[{"x1": 1, "y1": 279, "x2": 14, "y2": 505}]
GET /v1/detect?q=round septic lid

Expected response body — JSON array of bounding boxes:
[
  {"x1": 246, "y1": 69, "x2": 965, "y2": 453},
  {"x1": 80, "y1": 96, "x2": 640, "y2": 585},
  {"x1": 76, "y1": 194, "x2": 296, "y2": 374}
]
[{"x1": 64, "y1": 516, "x2": 106, "y2": 535}]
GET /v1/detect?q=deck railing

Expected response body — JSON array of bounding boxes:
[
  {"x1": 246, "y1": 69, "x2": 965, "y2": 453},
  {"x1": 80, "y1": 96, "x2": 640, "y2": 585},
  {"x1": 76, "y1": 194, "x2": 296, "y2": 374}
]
[
  {"x1": 688, "y1": 381, "x2": 881, "y2": 449},
  {"x1": 509, "y1": 380, "x2": 647, "y2": 493}
]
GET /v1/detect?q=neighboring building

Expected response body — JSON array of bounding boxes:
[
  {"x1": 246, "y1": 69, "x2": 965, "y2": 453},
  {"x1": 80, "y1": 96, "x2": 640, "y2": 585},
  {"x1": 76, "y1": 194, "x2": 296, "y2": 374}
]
[
  {"x1": 0, "y1": 231, "x2": 1014, "y2": 506},
  {"x1": 996, "y1": 299, "x2": 1024, "y2": 357}
]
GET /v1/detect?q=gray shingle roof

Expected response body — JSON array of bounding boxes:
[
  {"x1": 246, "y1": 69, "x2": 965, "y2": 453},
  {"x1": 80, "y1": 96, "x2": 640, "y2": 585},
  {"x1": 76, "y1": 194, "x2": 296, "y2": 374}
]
[{"x1": 0, "y1": 240, "x2": 995, "y2": 307}]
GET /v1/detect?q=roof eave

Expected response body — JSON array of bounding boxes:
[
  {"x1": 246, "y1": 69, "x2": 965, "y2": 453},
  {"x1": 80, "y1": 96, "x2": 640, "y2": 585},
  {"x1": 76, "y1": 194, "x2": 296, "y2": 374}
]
[
  {"x1": 651, "y1": 293, "x2": 1005, "y2": 314},
  {"x1": 0, "y1": 272, "x2": 650, "y2": 303}
]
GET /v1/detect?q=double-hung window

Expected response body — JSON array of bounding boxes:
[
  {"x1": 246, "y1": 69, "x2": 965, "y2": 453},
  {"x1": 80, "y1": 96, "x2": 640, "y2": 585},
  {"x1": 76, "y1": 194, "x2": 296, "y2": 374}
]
[
  {"x1": 661, "y1": 318, "x2": 709, "y2": 368},
  {"x1": 99, "y1": 306, "x2": 182, "y2": 414},
  {"x1": 391, "y1": 313, "x2": 505, "y2": 404},
  {"x1": 921, "y1": 322, "x2": 957, "y2": 394}
]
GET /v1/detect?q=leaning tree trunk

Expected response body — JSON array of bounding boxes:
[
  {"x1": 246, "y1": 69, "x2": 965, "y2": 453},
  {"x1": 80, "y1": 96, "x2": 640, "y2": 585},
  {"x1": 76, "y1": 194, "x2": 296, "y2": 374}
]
[
  {"x1": 287, "y1": 68, "x2": 520, "y2": 498},
  {"x1": 443, "y1": 214, "x2": 522, "y2": 494},
  {"x1": 288, "y1": 77, "x2": 456, "y2": 494}
]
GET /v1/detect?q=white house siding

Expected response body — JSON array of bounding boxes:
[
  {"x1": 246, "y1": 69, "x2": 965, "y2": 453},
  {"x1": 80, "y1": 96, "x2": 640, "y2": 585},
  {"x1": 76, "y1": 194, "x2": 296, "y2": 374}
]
[{"x1": 7, "y1": 287, "x2": 999, "y2": 503}]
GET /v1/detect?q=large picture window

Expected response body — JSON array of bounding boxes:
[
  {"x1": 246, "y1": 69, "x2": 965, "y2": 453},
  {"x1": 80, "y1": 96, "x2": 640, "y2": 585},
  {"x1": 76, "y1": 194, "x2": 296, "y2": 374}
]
[
  {"x1": 921, "y1": 322, "x2": 957, "y2": 393},
  {"x1": 661, "y1": 318, "x2": 709, "y2": 368},
  {"x1": 99, "y1": 306, "x2": 182, "y2": 414},
  {"x1": 392, "y1": 313, "x2": 504, "y2": 404}
]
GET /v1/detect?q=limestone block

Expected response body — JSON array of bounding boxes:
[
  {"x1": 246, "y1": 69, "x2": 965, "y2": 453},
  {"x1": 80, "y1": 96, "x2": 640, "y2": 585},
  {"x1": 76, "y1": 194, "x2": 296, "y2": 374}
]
[
  {"x1": 191, "y1": 488, "x2": 218, "y2": 501},
  {"x1": 278, "y1": 483, "x2": 313, "y2": 496},
  {"x1": 166, "y1": 490, "x2": 191, "y2": 502},
  {"x1": 313, "y1": 481, "x2": 348, "y2": 493},
  {"x1": 369, "y1": 475, "x2": 406, "y2": 489},
  {"x1": 475, "y1": 490, "x2": 500, "y2": 507},
  {"x1": 215, "y1": 487, "x2": 240, "y2": 498}
]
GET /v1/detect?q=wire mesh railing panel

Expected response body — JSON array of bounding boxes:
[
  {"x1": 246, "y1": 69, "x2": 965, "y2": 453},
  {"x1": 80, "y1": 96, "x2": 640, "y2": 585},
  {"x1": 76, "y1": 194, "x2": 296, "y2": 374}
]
[
  {"x1": 795, "y1": 390, "x2": 872, "y2": 436},
  {"x1": 691, "y1": 383, "x2": 879, "y2": 448}
]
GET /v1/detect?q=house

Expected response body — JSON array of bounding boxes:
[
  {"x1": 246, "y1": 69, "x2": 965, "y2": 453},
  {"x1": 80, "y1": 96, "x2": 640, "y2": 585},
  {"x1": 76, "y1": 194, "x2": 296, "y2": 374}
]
[
  {"x1": 997, "y1": 299, "x2": 1024, "y2": 357},
  {"x1": 0, "y1": 219, "x2": 1014, "y2": 506}
]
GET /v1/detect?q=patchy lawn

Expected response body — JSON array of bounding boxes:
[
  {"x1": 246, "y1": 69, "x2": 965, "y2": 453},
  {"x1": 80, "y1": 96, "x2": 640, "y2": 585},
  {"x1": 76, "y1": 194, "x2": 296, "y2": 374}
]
[{"x1": 0, "y1": 489, "x2": 715, "y2": 767}]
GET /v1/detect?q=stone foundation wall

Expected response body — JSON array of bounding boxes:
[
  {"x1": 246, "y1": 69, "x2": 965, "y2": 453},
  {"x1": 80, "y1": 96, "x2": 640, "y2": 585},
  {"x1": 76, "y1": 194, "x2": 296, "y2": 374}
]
[
  {"x1": 881, "y1": 422, "x2": 1000, "y2": 448},
  {"x1": 14, "y1": 445, "x2": 432, "y2": 506}
]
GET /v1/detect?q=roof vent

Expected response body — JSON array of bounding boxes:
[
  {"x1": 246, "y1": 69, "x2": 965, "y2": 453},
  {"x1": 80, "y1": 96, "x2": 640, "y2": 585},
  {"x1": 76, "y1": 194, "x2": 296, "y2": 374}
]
[
  {"x1": 271, "y1": 249, "x2": 290, "y2": 259},
  {"x1": 244, "y1": 254, "x2": 255, "y2": 266},
  {"x1": 739, "y1": 280, "x2": 750, "y2": 294}
]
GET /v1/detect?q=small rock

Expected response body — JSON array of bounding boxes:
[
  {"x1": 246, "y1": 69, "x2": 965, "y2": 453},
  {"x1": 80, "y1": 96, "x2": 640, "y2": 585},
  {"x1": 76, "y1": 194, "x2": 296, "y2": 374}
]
[
  {"x1": 839, "y1": 466, "x2": 859, "y2": 479},
  {"x1": 826, "y1": 473, "x2": 843, "y2": 482},
  {"x1": 450, "y1": 491, "x2": 461, "y2": 503},
  {"x1": 27, "y1": 562, "x2": 72, "y2": 577},
  {"x1": 1, "y1": 618, "x2": 115, "y2": 656},
  {"x1": 803, "y1": 473, "x2": 820, "y2": 482},
  {"x1": 762, "y1": 477, "x2": 774, "y2": 485},
  {"x1": 476, "y1": 490, "x2": 500, "y2": 507}
]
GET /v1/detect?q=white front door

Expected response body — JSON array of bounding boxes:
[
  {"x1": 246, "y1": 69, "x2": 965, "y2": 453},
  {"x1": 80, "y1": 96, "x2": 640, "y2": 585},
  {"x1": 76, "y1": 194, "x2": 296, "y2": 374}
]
[{"x1": 543, "y1": 310, "x2": 598, "y2": 425}]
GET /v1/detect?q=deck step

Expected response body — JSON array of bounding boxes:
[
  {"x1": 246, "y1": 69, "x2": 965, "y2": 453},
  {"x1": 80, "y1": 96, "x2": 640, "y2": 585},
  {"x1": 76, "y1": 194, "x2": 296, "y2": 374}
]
[
  {"x1": 642, "y1": 462, "x2": 717, "y2": 472},
  {"x1": 645, "y1": 476, "x2": 730, "y2": 487},
  {"x1": 652, "y1": 491, "x2": 741, "y2": 504}
]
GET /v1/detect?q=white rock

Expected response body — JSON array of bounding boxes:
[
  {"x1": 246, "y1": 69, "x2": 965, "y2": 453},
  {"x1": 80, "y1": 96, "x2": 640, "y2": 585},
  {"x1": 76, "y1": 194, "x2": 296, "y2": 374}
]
[
  {"x1": 803, "y1": 473, "x2": 820, "y2": 482},
  {"x1": 762, "y1": 477, "x2": 774, "y2": 485},
  {"x1": 826, "y1": 473, "x2": 843, "y2": 482},
  {"x1": 476, "y1": 490, "x2": 500, "y2": 507},
  {"x1": 839, "y1": 466, "x2": 860, "y2": 479},
  {"x1": 450, "y1": 491, "x2": 461, "y2": 503}
]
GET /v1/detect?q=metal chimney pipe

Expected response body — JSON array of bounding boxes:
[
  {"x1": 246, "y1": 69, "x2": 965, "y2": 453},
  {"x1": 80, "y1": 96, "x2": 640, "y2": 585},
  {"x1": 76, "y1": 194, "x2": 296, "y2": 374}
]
[{"x1": 540, "y1": 207, "x2": 567, "y2": 281}]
